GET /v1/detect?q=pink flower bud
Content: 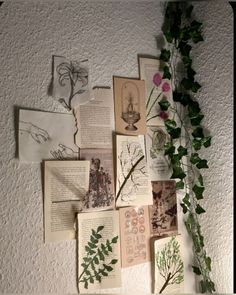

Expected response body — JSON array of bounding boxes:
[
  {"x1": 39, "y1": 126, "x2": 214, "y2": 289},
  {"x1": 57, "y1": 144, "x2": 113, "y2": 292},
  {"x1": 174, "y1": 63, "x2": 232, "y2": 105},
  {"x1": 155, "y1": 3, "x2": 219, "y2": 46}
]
[
  {"x1": 153, "y1": 73, "x2": 162, "y2": 87},
  {"x1": 160, "y1": 111, "x2": 168, "y2": 120},
  {"x1": 162, "y1": 82, "x2": 170, "y2": 92}
]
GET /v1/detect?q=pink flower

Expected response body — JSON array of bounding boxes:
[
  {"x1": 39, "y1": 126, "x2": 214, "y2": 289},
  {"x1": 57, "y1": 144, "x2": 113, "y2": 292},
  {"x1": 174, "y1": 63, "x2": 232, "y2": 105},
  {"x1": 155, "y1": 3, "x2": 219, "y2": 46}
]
[
  {"x1": 153, "y1": 73, "x2": 162, "y2": 86},
  {"x1": 160, "y1": 111, "x2": 168, "y2": 120},
  {"x1": 162, "y1": 82, "x2": 170, "y2": 92}
]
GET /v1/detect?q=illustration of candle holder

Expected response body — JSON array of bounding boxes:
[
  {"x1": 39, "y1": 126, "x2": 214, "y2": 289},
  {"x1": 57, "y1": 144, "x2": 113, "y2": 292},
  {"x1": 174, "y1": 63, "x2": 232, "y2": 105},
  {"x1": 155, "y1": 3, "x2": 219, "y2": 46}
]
[{"x1": 121, "y1": 81, "x2": 140, "y2": 131}]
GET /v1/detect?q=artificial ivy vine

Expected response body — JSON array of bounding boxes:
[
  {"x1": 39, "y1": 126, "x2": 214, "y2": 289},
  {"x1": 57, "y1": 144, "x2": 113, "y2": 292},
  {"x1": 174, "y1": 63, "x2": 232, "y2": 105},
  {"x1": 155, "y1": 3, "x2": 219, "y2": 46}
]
[{"x1": 159, "y1": 2, "x2": 215, "y2": 293}]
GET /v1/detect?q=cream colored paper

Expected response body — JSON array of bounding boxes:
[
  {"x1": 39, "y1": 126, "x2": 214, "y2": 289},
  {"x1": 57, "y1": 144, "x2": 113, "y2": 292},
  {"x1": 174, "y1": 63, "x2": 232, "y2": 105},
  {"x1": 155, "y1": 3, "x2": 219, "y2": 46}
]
[
  {"x1": 77, "y1": 210, "x2": 121, "y2": 293},
  {"x1": 113, "y1": 77, "x2": 146, "y2": 135},
  {"x1": 119, "y1": 206, "x2": 151, "y2": 268},
  {"x1": 19, "y1": 109, "x2": 79, "y2": 162},
  {"x1": 139, "y1": 57, "x2": 174, "y2": 126},
  {"x1": 154, "y1": 235, "x2": 184, "y2": 294},
  {"x1": 79, "y1": 148, "x2": 115, "y2": 211},
  {"x1": 149, "y1": 181, "x2": 178, "y2": 237},
  {"x1": 116, "y1": 135, "x2": 152, "y2": 207},
  {"x1": 75, "y1": 88, "x2": 114, "y2": 148},
  {"x1": 44, "y1": 160, "x2": 90, "y2": 242},
  {"x1": 145, "y1": 126, "x2": 172, "y2": 181}
]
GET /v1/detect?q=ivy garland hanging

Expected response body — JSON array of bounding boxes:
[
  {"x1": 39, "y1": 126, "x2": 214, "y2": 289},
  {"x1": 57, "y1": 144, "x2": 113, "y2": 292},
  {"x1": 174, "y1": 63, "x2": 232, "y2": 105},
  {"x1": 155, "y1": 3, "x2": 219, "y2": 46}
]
[{"x1": 158, "y1": 2, "x2": 215, "y2": 293}]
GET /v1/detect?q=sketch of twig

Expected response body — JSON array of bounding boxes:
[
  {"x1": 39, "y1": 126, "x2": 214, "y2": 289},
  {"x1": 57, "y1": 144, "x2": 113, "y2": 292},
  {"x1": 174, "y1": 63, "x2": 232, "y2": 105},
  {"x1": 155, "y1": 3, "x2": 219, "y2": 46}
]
[
  {"x1": 50, "y1": 143, "x2": 79, "y2": 159},
  {"x1": 56, "y1": 60, "x2": 88, "y2": 110},
  {"x1": 156, "y1": 236, "x2": 184, "y2": 293},
  {"x1": 116, "y1": 141, "x2": 147, "y2": 202},
  {"x1": 19, "y1": 121, "x2": 50, "y2": 144}
]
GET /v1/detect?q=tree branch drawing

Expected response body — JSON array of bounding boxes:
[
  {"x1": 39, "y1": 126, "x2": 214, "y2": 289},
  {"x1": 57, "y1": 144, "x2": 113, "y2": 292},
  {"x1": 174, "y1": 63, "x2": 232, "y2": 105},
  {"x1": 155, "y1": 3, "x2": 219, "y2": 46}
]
[
  {"x1": 116, "y1": 141, "x2": 147, "y2": 202},
  {"x1": 156, "y1": 236, "x2": 184, "y2": 293},
  {"x1": 56, "y1": 60, "x2": 88, "y2": 110},
  {"x1": 78, "y1": 226, "x2": 118, "y2": 292}
]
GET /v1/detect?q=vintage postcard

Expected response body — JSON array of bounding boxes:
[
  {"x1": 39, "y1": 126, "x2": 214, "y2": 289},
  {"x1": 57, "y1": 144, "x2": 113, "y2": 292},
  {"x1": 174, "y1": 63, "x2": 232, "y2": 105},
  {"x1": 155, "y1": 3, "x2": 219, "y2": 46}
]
[
  {"x1": 145, "y1": 125, "x2": 172, "y2": 181},
  {"x1": 18, "y1": 109, "x2": 79, "y2": 162},
  {"x1": 149, "y1": 180, "x2": 178, "y2": 236},
  {"x1": 113, "y1": 77, "x2": 146, "y2": 135},
  {"x1": 44, "y1": 160, "x2": 90, "y2": 242},
  {"x1": 138, "y1": 57, "x2": 174, "y2": 126},
  {"x1": 79, "y1": 148, "x2": 115, "y2": 211},
  {"x1": 119, "y1": 206, "x2": 151, "y2": 268},
  {"x1": 154, "y1": 235, "x2": 184, "y2": 293},
  {"x1": 75, "y1": 88, "x2": 114, "y2": 149},
  {"x1": 77, "y1": 210, "x2": 121, "y2": 293},
  {"x1": 52, "y1": 55, "x2": 90, "y2": 110},
  {"x1": 116, "y1": 135, "x2": 152, "y2": 207}
]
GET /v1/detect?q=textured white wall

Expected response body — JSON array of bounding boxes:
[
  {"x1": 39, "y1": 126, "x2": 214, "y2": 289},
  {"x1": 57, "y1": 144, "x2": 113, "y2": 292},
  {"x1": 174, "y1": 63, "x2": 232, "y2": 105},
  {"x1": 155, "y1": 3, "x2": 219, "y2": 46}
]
[{"x1": 0, "y1": 0, "x2": 233, "y2": 293}]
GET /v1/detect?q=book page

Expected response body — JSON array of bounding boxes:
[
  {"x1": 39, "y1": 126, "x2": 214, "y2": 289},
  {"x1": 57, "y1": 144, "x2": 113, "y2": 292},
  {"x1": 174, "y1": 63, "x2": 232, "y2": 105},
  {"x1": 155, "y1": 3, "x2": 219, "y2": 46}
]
[
  {"x1": 138, "y1": 57, "x2": 174, "y2": 126},
  {"x1": 19, "y1": 109, "x2": 79, "y2": 162},
  {"x1": 77, "y1": 210, "x2": 121, "y2": 293},
  {"x1": 79, "y1": 148, "x2": 115, "y2": 211},
  {"x1": 75, "y1": 88, "x2": 114, "y2": 148},
  {"x1": 145, "y1": 126, "x2": 172, "y2": 181},
  {"x1": 154, "y1": 235, "x2": 184, "y2": 294},
  {"x1": 113, "y1": 77, "x2": 146, "y2": 135},
  {"x1": 44, "y1": 160, "x2": 90, "y2": 242},
  {"x1": 149, "y1": 181, "x2": 178, "y2": 237},
  {"x1": 116, "y1": 135, "x2": 152, "y2": 207},
  {"x1": 119, "y1": 206, "x2": 151, "y2": 268}
]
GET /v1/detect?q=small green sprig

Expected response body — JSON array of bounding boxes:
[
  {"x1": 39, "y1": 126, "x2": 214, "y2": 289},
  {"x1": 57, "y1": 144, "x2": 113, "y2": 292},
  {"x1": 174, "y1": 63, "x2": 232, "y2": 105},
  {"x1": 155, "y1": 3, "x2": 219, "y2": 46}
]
[
  {"x1": 159, "y1": 2, "x2": 215, "y2": 293},
  {"x1": 78, "y1": 226, "x2": 118, "y2": 290}
]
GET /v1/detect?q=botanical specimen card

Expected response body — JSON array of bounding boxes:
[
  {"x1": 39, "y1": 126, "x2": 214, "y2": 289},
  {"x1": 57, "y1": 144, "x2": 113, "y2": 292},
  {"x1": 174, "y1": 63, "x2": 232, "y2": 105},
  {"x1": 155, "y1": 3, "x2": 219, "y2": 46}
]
[
  {"x1": 149, "y1": 181, "x2": 178, "y2": 236},
  {"x1": 52, "y1": 55, "x2": 90, "y2": 110},
  {"x1": 18, "y1": 109, "x2": 79, "y2": 162},
  {"x1": 145, "y1": 126, "x2": 172, "y2": 181},
  {"x1": 116, "y1": 135, "x2": 152, "y2": 207},
  {"x1": 113, "y1": 77, "x2": 146, "y2": 135},
  {"x1": 119, "y1": 206, "x2": 151, "y2": 268},
  {"x1": 75, "y1": 88, "x2": 114, "y2": 149},
  {"x1": 138, "y1": 57, "x2": 174, "y2": 126},
  {"x1": 44, "y1": 160, "x2": 90, "y2": 242},
  {"x1": 77, "y1": 210, "x2": 122, "y2": 293},
  {"x1": 154, "y1": 235, "x2": 184, "y2": 294},
  {"x1": 79, "y1": 148, "x2": 115, "y2": 211}
]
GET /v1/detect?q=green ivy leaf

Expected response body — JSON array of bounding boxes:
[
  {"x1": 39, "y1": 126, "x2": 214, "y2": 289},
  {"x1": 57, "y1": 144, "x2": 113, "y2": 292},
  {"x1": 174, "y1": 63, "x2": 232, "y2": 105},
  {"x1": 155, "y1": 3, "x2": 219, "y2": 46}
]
[
  {"x1": 180, "y1": 203, "x2": 188, "y2": 213},
  {"x1": 164, "y1": 142, "x2": 175, "y2": 155},
  {"x1": 196, "y1": 159, "x2": 208, "y2": 169},
  {"x1": 192, "y1": 138, "x2": 202, "y2": 150},
  {"x1": 198, "y1": 174, "x2": 204, "y2": 186},
  {"x1": 187, "y1": 66, "x2": 196, "y2": 81},
  {"x1": 195, "y1": 204, "x2": 206, "y2": 214},
  {"x1": 179, "y1": 41, "x2": 192, "y2": 57},
  {"x1": 163, "y1": 65, "x2": 172, "y2": 80},
  {"x1": 205, "y1": 256, "x2": 212, "y2": 271},
  {"x1": 182, "y1": 56, "x2": 192, "y2": 66},
  {"x1": 190, "y1": 30, "x2": 204, "y2": 43},
  {"x1": 192, "y1": 81, "x2": 201, "y2": 93},
  {"x1": 193, "y1": 184, "x2": 204, "y2": 200},
  {"x1": 177, "y1": 145, "x2": 187, "y2": 158},
  {"x1": 171, "y1": 165, "x2": 186, "y2": 179},
  {"x1": 192, "y1": 127, "x2": 204, "y2": 138},
  {"x1": 176, "y1": 180, "x2": 184, "y2": 189},
  {"x1": 190, "y1": 113, "x2": 204, "y2": 126},
  {"x1": 182, "y1": 193, "x2": 191, "y2": 207},
  {"x1": 164, "y1": 31, "x2": 173, "y2": 43},
  {"x1": 192, "y1": 266, "x2": 201, "y2": 275},
  {"x1": 202, "y1": 136, "x2": 211, "y2": 148},
  {"x1": 190, "y1": 153, "x2": 201, "y2": 164},
  {"x1": 173, "y1": 91, "x2": 191, "y2": 106},
  {"x1": 158, "y1": 98, "x2": 170, "y2": 111},
  {"x1": 188, "y1": 100, "x2": 200, "y2": 118},
  {"x1": 181, "y1": 77, "x2": 192, "y2": 90},
  {"x1": 164, "y1": 119, "x2": 176, "y2": 130},
  {"x1": 160, "y1": 49, "x2": 171, "y2": 62}
]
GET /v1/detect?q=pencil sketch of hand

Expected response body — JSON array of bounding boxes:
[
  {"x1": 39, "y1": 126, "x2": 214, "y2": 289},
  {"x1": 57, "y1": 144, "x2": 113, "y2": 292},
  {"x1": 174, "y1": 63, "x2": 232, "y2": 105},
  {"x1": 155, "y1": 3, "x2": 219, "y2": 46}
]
[
  {"x1": 50, "y1": 143, "x2": 78, "y2": 159},
  {"x1": 19, "y1": 121, "x2": 50, "y2": 144}
]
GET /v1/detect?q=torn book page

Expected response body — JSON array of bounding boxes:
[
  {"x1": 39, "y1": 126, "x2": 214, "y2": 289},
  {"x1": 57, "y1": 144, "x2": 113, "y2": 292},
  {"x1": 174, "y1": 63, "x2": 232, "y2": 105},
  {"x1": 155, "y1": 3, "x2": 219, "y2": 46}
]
[
  {"x1": 18, "y1": 109, "x2": 79, "y2": 163},
  {"x1": 75, "y1": 88, "x2": 114, "y2": 149},
  {"x1": 44, "y1": 160, "x2": 90, "y2": 242},
  {"x1": 52, "y1": 55, "x2": 90, "y2": 110}
]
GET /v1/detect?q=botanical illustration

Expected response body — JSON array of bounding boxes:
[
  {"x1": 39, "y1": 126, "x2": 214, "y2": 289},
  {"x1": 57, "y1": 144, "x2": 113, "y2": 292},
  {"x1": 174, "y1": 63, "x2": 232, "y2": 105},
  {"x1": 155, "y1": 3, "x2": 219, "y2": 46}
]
[
  {"x1": 113, "y1": 77, "x2": 146, "y2": 135},
  {"x1": 116, "y1": 135, "x2": 152, "y2": 207},
  {"x1": 149, "y1": 181, "x2": 177, "y2": 236},
  {"x1": 80, "y1": 149, "x2": 115, "y2": 210},
  {"x1": 52, "y1": 55, "x2": 89, "y2": 110},
  {"x1": 155, "y1": 235, "x2": 184, "y2": 293},
  {"x1": 145, "y1": 126, "x2": 172, "y2": 180},
  {"x1": 139, "y1": 57, "x2": 173, "y2": 126},
  {"x1": 78, "y1": 226, "x2": 118, "y2": 291}
]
